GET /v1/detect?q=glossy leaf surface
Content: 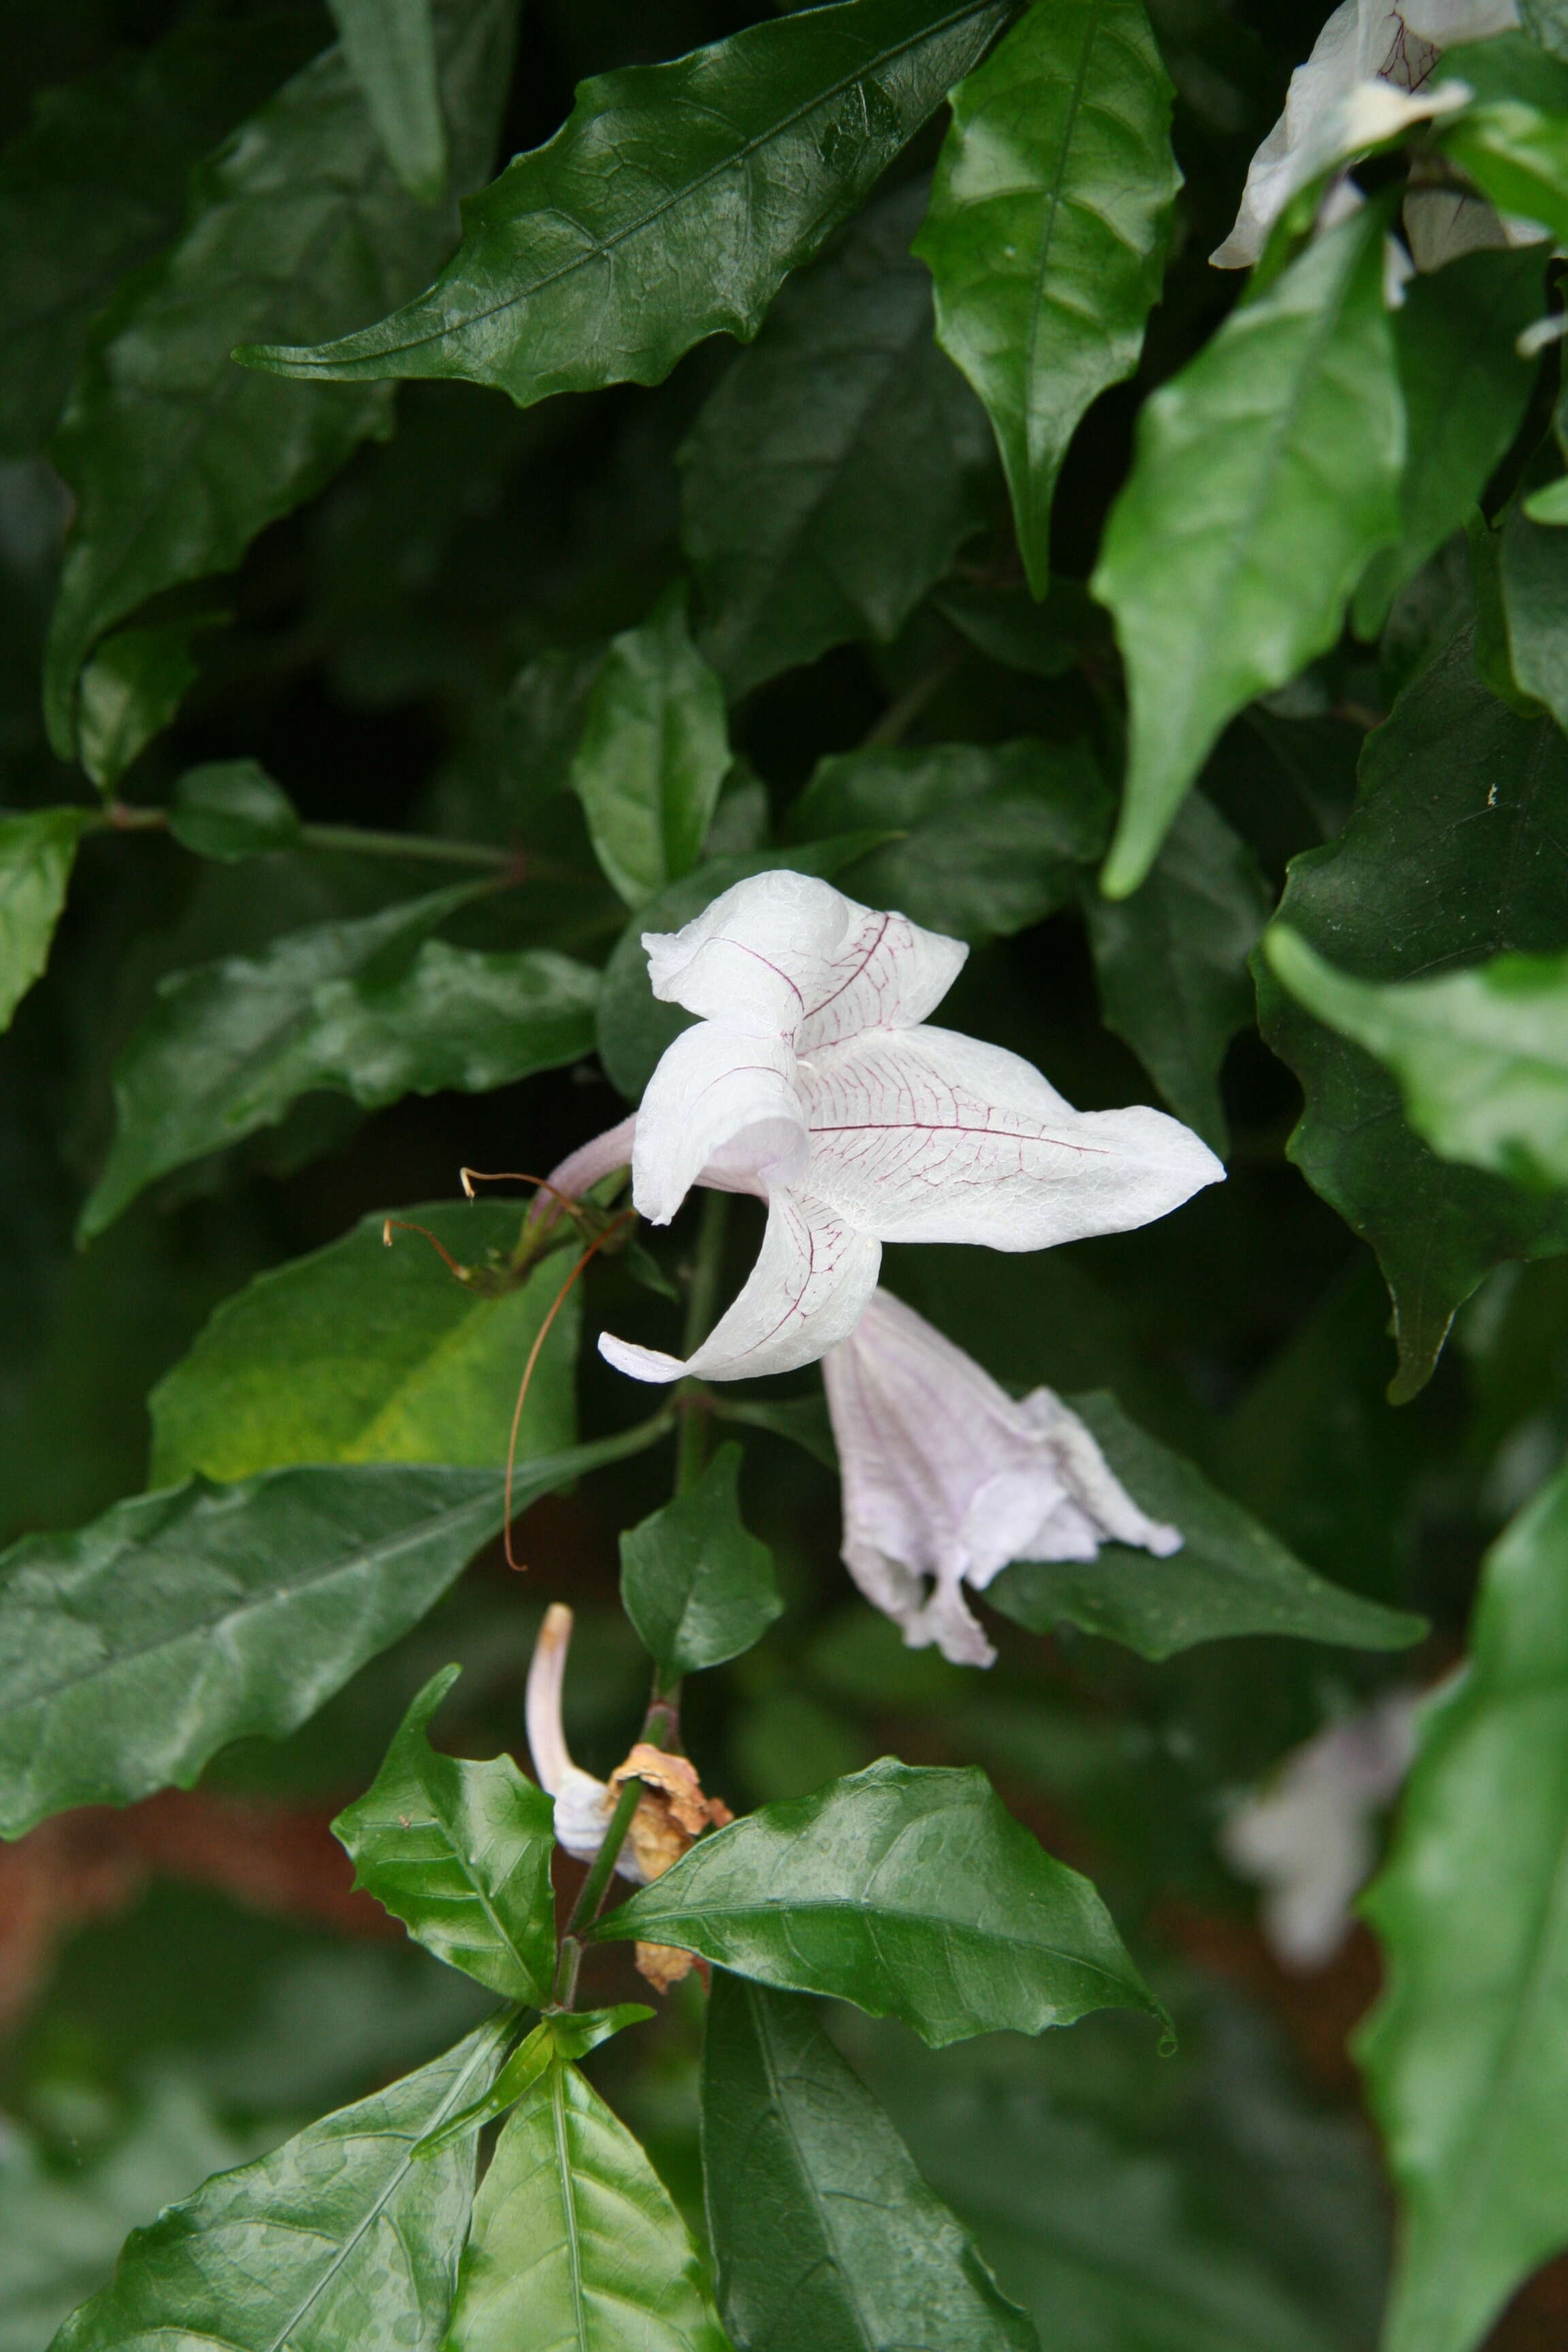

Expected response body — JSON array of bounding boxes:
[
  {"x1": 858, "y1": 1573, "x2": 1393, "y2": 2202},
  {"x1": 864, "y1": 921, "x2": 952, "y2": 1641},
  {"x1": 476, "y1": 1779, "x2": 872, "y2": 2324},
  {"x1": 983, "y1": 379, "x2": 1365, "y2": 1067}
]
[
  {"x1": 239, "y1": 0, "x2": 1013, "y2": 404},
  {"x1": 1094, "y1": 205, "x2": 1403, "y2": 894},
  {"x1": 76, "y1": 619, "x2": 210, "y2": 793},
  {"x1": 1501, "y1": 499, "x2": 1568, "y2": 733},
  {"x1": 1360, "y1": 1463, "x2": 1568, "y2": 2352},
  {"x1": 167, "y1": 759, "x2": 302, "y2": 860},
  {"x1": 52, "y1": 2018, "x2": 510, "y2": 2352},
  {"x1": 681, "y1": 178, "x2": 991, "y2": 697},
  {"x1": 702, "y1": 1974, "x2": 1039, "y2": 2352},
  {"x1": 443, "y1": 2045, "x2": 728, "y2": 2352},
  {"x1": 329, "y1": 0, "x2": 448, "y2": 203},
  {"x1": 0, "y1": 806, "x2": 89, "y2": 1034},
  {"x1": 44, "y1": 0, "x2": 516, "y2": 756},
  {"x1": 1254, "y1": 632, "x2": 1568, "y2": 1400},
  {"x1": 150, "y1": 1200, "x2": 578, "y2": 1483},
  {"x1": 571, "y1": 591, "x2": 730, "y2": 906},
  {"x1": 789, "y1": 735, "x2": 1111, "y2": 943},
  {"x1": 333, "y1": 1664, "x2": 556, "y2": 2001},
  {"x1": 987, "y1": 1392, "x2": 1424, "y2": 1658},
  {"x1": 598, "y1": 1757, "x2": 1163, "y2": 2047},
  {"x1": 915, "y1": 0, "x2": 1178, "y2": 594},
  {"x1": 621, "y1": 1442, "x2": 783, "y2": 1686}
]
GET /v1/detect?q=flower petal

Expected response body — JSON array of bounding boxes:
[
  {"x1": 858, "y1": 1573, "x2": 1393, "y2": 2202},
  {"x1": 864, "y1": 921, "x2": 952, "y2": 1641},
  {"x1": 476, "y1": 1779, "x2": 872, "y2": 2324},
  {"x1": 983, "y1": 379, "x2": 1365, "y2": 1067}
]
[
  {"x1": 804, "y1": 1024, "x2": 1224, "y2": 1247},
  {"x1": 1014, "y1": 1390, "x2": 1183, "y2": 1561},
  {"x1": 795, "y1": 902, "x2": 968, "y2": 1051},
  {"x1": 599, "y1": 1189, "x2": 881, "y2": 1383},
  {"x1": 643, "y1": 869, "x2": 857, "y2": 1029},
  {"x1": 525, "y1": 1112, "x2": 638, "y2": 1240},
  {"x1": 630, "y1": 1023, "x2": 806, "y2": 1226}
]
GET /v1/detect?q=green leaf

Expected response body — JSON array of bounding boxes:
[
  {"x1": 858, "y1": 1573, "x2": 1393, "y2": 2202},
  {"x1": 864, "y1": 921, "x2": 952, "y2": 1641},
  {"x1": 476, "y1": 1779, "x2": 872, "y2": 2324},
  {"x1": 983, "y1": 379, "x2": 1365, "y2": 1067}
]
[
  {"x1": 417, "y1": 2010, "x2": 657, "y2": 2158},
  {"x1": 329, "y1": 0, "x2": 449, "y2": 203},
  {"x1": 597, "y1": 1756, "x2": 1164, "y2": 2048},
  {"x1": 1438, "y1": 44, "x2": 1568, "y2": 248},
  {"x1": 679, "y1": 176, "x2": 992, "y2": 699},
  {"x1": 914, "y1": 0, "x2": 1179, "y2": 595},
  {"x1": 1254, "y1": 630, "x2": 1568, "y2": 1401},
  {"x1": 1094, "y1": 203, "x2": 1404, "y2": 896},
  {"x1": 985, "y1": 1391, "x2": 1425, "y2": 1658},
  {"x1": 1521, "y1": 0, "x2": 1568, "y2": 59},
  {"x1": 1501, "y1": 498, "x2": 1568, "y2": 730},
  {"x1": 149, "y1": 1200, "x2": 579, "y2": 1484},
  {"x1": 934, "y1": 575, "x2": 1104, "y2": 676},
  {"x1": 333, "y1": 1664, "x2": 556, "y2": 2002},
  {"x1": 76, "y1": 617, "x2": 216, "y2": 794},
  {"x1": 711, "y1": 1391, "x2": 839, "y2": 1471},
  {"x1": 702, "y1": 1974, "x2": 1039, "y2": 2352},
  {"x1": 1081, "y1": 789, "x2": 1271, "y2": 1154},
  {"x1": 443, "y1": 2042, "x2": 728, "y2": 2352},
  {"x1": 1352, "y1": 247, "x2": 1546, "y2": 640},
  {"x1": 80, "y1": 887, "x2": 600, "y2": 1239},
  {"x1": 1524, "y1": 473, "x2": 1568, "y2": 524},
  {"x1": 0, "y1": 805, "x2": 90, "y2": 1034},
  {"x1": 239, "y1": 0, "x2": 1015, "y2": 404},
  {"x1": 787, "y1": 735, "x2": 1111, "y2": 943},
  {"x1": 0, "y1": 10, "x2": 318, "y2": 458},
  {"x1": 621, "y1": 1442, "x2": 783, "y2": 1686},
  {"x1": 570, "y1": 589, "x2": 730, "y2": 907},
  {"x1": 50, "y1": 2016, "x2": 511, "y2": 2352},
  {"x1": 1264, "y1": 929, "x2": 1568, "y2": 1194},
  {"x1": 167, "y1": 758, "x2": 302, "y2": 860},
  {"x1": 595, "y1": 836, "x2": 898, "y2": 1100},
  {"x1": 43, "y1": 0, "x2": 517, "y2": 758},
  {"x1": 1358, "y1": 1461, "x2": 1568, "y2": 2352}
]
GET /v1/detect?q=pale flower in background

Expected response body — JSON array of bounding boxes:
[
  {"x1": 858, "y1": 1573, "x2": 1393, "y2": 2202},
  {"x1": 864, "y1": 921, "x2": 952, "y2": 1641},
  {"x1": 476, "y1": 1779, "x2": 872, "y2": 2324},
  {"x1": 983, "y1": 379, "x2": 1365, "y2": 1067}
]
[
  {"x1": 821, "y1": 1287, "x2": 1183, "y2": 1668},
  {"x1": 595, "y1": 871, "x2": 1223, "y2": 1386},
  {"x1": 1219, "y1": 1688, "x2": 1422, "y2": 1967}
]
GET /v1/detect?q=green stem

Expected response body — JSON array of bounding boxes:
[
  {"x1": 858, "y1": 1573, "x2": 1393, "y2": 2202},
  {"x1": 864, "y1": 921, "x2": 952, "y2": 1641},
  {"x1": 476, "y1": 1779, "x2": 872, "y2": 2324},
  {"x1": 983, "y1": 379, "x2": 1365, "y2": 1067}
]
[
  {"x1": 550, "y1": 1703, "x2": 676, "y2": 2010},
  {"x1": 675, "y1": 1191, "x2": 729, "y2": 1494},
  {"x1": 93, "y1": 800, "x2": 588, "y2": 881}
]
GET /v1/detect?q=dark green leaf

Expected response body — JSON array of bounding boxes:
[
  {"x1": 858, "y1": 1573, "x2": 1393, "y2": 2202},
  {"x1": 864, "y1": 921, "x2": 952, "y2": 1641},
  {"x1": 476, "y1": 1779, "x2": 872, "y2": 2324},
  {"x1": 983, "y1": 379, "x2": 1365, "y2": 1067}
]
[
  {"x1": 443, "y1": 2042, "x2": 728, "y2": 2352},
  {"x1": 43, "y1": 0, "x2": 517, "y2": 758},
  {"x1": 595, "y1": 836, "x2": 898, "y2": 1099},
  {"x1": 702, "y1": 1974, "x2": 1039, "y2": 2352},
  {"x1": 76, "y1": 618, "x2": 215, "y2": 793},
  {"x1": 50, "y1": 2017, "x2": 511, "y2": 2352},
  {"x1": 1254, "y1": 631, "x2": 1568, "y2": 1401},
  {"x1": 329, "y1": 0, "x2": 449, "y2": 203},
  {"x1": 333, "y1": 1664, "x2": 556, "y2": 2002},
  {"x1": 680, "y1": 177, "x2": 991, "y2": 698},
  {"x1": 570, "y1": 589, "x2": 730, "y2": 906},
  {"x1": 711, "y1": 1392, "x2": 839, "y2": 1471},
  {"x1": 167, "y1": 759, "x2": 302, "y2": 860},
  {"x1": 1359, "y1": 1461, "x2": 1568, "y2": 2352},
  {"x1": 149, "y1": 1200, "x2": 580, "y2": 1484},
  {"x1": 80, "y1": 887, "x2": 600, "y2": 1239},
  {"x1": 0, "y1": 805, "x2": 90, "y2": 1033},
  {"x1": 987, "y1": 1391, "x2": 1425, "y2": 1658},
  {"x1": 1094, "y1": 204, "x2": 1403, "y2": 895},
  {"x1": 788, "y1": 736, "x2": 1111, "y2": 943},
  {"x1": 1081, "y1": 790, "x2": 1271, "y2": 1154},
  {"x1": 1265, "y1": 930, "x2": 1568, "y2": 1194},
  {"x1": 934, "y1": 576, "x2": 1103, "y2": 677},
  {"x1": 418, "y1": 2009, "x2": 656, "y2": 2157},
  {"x1": 597, "y1": 1756, "x2": 1164, "y2": 2047},
  {"x1": 237, "y1": 0, "x2": 1014, "y2": 404},
  {"x1": 0, "y1": 10, "x2": 318, "y2": 458},
  {"x1": 1501, "y1": 498, "x2": 1568, "y2": 730},
  {"x1": 1352, "y1": 247, "x2": 1546, "y2": 640},
  {"x1": 914, "y1": 0, "x2": 1179, "y2": 595},
  {"x1": 621, "y1": 1442, "x2": 783, "y2": 1686},
  {"x1": 1439, "y1": 37, "x2": 1568, "y2": 247}
]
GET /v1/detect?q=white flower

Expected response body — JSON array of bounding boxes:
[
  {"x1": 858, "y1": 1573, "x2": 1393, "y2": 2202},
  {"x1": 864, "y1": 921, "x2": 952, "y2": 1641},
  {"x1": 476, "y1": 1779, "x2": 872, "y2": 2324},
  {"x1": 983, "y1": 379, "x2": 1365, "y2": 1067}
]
[
  {"x1": 821, "y1": 1287, "x2": 1183, "y2": 1668},
  {"x1": 525, "y1": 1602, "x2": 645, "y2": 1877},
  {"x1": 1211, "y1": 0, "x2": 1516, "y2": 272},
  {"x1": 597, "y1": 872, "x2": 1222, "y2": 1386},
  {"x1": 1219, "y1": 1688, "x2": 1422, "y2": 1967}
]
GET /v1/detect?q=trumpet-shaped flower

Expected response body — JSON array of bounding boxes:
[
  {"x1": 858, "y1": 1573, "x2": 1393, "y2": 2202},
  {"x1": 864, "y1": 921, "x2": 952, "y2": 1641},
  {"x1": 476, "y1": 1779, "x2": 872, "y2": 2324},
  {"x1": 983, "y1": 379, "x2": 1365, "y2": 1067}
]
[
  {"x1": 597, "y1": 872, "x2": 1223, "y2": 1386},
  {"x1": 821, "y1": 1288, "x2": 1183, "y2": 1667}
]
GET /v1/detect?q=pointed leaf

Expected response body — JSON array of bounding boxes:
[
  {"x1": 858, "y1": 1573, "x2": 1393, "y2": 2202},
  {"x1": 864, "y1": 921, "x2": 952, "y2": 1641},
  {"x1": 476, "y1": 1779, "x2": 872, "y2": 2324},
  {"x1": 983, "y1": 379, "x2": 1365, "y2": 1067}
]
[
  {"x1": 238, "y1": 0, "x2": 1014, "y2": 404},
  {"x1": 1081, "y1": 790, "x2": 1270, "y2": 1154},
  {"x1": 788, "y1": 735, "x2": 1111, "y2": 943},
  {"x1": 443, "y1": 2045, "x2": 728, "y2": 2352},
  {"x1": 1094, "y1": 204, "x2": 1403, "y2": 895},
  {"x1": 1359, "y1": 1463, "x2": 1568, "y2": 2352},
  {"x1": 50, "y1": 2017, "x2": 511, "y2": 2352},
  {"x1": 597, "y1": 1757, "x2": 1163, "y2": 2048},
  {"x1": 76, "y1": 617, "x2": 213, "y2": 793},
  {"x1": 43, "y1": 0, "x2": 517, "y2": 755},
  {"x1": 419, "y1": 2011, "x2": 655, "y2": 2158},
  {"x1": 0, "y1": 806, "x2": 90, "y2": 1034},
  {"x1": 702, "y1": 1974, "x2": 1039, "y2": 2352},
  {"x1": 1501, "y1": 497, "x2": 1568, "y2": 732},
  {"x1": 149, "y1": 1201, "x2": 579, "y2": 1484},
  {"x1": 329, "y1": 0, "x2": 449, "y2": 203},
  {"x1": 987, "y1": 1391, "x2": 1425, "y2": 1658},
  {"x1": 680, "y1": 177, "x2": 991, "y2": 698},
  {"x1": 167, "y1": 759, "x2": 302, "y2": 860},
  {"x1": 571, "y1": 591, "x2": 730, "y2": 907},
  {"x1": 915, "y1": 0, "x2": 1179, "y2": 595},
  {"x1": 334, "y1": 1665, "x2": 556, "y2": 2002},
  {"x1": 1438, "y1": 38, "x2": 1568, "y2": 248},
  {"x1": 621, "y1": 1443, "x2": 783, "y2": 1686},
  {"x1": 1254, "y1": 630, "x2": 1568, "y2": 1401}
]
